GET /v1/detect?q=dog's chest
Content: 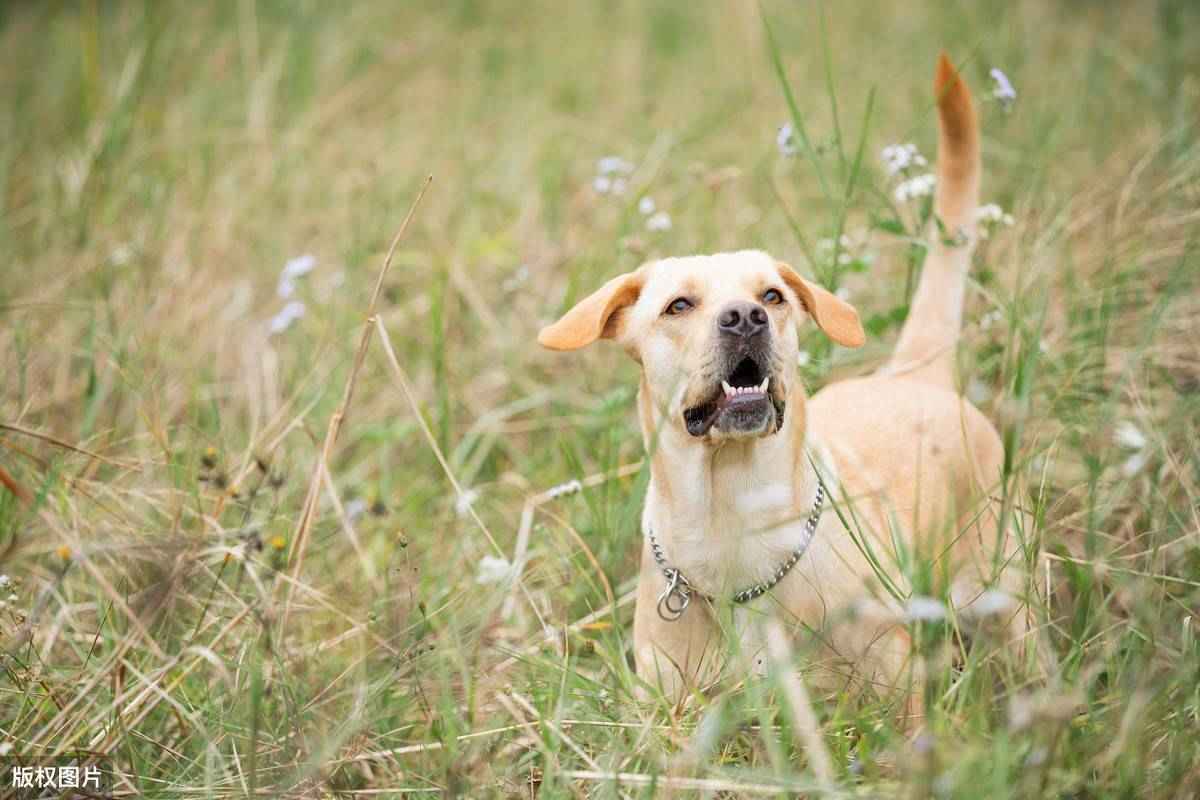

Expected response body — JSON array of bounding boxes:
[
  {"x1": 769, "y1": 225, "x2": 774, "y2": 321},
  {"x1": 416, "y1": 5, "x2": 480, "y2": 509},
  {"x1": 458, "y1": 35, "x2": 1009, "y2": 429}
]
[{"x1": 647, "y1": 472, "x2": 808, "y2": 597}]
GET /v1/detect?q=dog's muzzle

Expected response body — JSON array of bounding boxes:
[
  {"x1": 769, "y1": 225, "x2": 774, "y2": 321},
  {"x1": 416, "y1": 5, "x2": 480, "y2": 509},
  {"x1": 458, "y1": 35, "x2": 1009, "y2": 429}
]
[{"x1": 682, "y1": 303, "x2": 785, "y2": 438}]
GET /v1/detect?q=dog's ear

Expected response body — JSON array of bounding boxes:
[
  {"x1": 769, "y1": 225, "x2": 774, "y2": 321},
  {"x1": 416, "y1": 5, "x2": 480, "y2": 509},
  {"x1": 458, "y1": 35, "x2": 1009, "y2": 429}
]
[
  {"x1": 538, "y1": 270, "x2": 644, "y2": 351},
  {"x1": 776, "y1": 262, "x2": 866, "y2": 348}
]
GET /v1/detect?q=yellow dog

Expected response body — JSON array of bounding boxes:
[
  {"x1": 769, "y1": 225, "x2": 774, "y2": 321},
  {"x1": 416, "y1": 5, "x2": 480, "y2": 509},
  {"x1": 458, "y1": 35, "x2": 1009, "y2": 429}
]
[{"x1": 540, "y1": 55, "x2": 1026, "y2": 715}]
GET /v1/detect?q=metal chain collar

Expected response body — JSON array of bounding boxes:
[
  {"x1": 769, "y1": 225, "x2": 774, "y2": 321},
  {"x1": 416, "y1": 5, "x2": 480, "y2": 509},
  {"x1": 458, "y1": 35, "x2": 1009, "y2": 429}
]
[{"x1": 647, "y1": 479, "x2": 826, "y2": 621}]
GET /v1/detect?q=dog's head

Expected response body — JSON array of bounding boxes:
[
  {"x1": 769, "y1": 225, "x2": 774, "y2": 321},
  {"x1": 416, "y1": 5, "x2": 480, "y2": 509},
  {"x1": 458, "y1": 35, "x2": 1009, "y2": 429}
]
[{"x1": 538, "y1": 250, "x2": 864, "y2": 443}]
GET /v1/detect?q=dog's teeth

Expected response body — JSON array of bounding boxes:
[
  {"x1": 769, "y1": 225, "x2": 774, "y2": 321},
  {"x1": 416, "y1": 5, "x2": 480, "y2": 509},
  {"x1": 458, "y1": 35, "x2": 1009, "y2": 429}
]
[
  {"x1": 760, "y1": 377, "x2": 769, "y2": 393},
  {"x1": 722, "y1": 380, "x2": 734, "y2": 397}
]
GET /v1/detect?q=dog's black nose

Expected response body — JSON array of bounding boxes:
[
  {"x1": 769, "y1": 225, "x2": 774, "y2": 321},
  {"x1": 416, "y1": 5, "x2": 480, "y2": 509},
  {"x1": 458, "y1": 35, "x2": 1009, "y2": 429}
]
[{"x1": 717, "y1": 302, "x2": 768, "y2": 338}]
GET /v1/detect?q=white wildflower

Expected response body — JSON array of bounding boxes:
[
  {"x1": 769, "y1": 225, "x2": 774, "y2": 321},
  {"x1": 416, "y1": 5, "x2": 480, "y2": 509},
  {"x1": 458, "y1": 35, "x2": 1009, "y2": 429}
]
[
  {"x1": 596, "y1": 156, "x2": 634, "y2": 176},
  {"x1": 980, "y1": 309, "x2": 1003, "y2": 331},
  {"x1": 880, "y1": 143, "x2": 927, "y2": 176},
  {"x1": 592, "y1": 175, "x2": 612, "y2": 195},
  {"x1": 777, "y1": 123, "x2": 799, "y2": 157},
  {"x1": 0, "y1": 742, "x2": 10, "y2": 756},
  {"x1": 277, "y1": 254, "x2": 316, "y2": 298},
  {"x1": 894, "y1": 172, "x2": 936, "y2": 202},
  {"x1": 278, "y1": 254, "x2": 316, "y2": 298},
  {"x1": 1008, "y1": 693, "x2": 1034, "y2": 731},
  {"x1": 546, "y1": 479, "x2": 583, "y2": 500},
  {"x1": 976, "y1": 203, "x2": 1015, "y2": 239},
  {"x1": 966, "y1": 378, "x2": 992, "y2": 405},
  {"x1": 0, "y1": 575, "x2": 9, "y2": 588},
  {"x1": 990, "y1": 68, "x2": 1017, "y2": 109},
  {"x1": 610, "y1": 177, "x2": 628, "y2": 196},
  {"x1": 818, "y1": 232, "x2": 874, "y2": 269},
  {"x1": 110, "y1": 244, "x2": 134, "y2": 266},
  {"x1": 638, "y1": 196, "x2": 656, "y2": 215},
  {"x1": 818, "y1": 234, "x2": 853, "y2": 253},
  {"x1": 976, "y1": 204, "x2": 1004, "y2": 224},
  {"x1": 970, "y1": 589, "x2": 1016, "y2": 617},
  {"x1": 904, "y1": 595, "x2": 947, "y2": 622},
  {"x1": 455, "y1": 487, "x2": 480, "y2": 517},
  {"x1": 1113, "y1": 421, "x2": 1147, "y2": 451},
  {"x1": 796, "y1": 350, "x2": 811, "y2": 367},
  {"x1": 282, "y1": 254, "x2": 316, "y2": 280},
  {"x1": 268, "y1": 301, "x2": 306, "y2": 334},
  {"x1": 1116, "y1": 420, "x2": 1150, "y2": 476},
  {"x1": 344, "y1": 498, "x2": 368, "y2": 522},
  {"x1": 646, "y1": 211, "x2": 672, "y2": 232},
  {"x1": 1122, "y1": 450, "x2": 1149, "y2": 478},
  {"x1": 476, "y1": 554, "x2": 512, "y2": 585},
  {"x1": 502, "y1": 265, "x2": 530, "y2": 292}
]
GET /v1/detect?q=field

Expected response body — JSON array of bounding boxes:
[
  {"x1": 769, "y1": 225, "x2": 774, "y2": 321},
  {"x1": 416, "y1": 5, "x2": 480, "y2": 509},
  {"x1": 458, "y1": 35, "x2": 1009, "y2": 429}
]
[{"x1": 1, "y1": 1, "x2": 1198, "y2": 797}]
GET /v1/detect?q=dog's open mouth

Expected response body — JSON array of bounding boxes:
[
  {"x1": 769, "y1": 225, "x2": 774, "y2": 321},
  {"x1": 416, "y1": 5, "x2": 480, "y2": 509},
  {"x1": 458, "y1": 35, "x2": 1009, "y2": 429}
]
[{"x1": 683, "y1": 355, "x2": 784, "y2": 437}]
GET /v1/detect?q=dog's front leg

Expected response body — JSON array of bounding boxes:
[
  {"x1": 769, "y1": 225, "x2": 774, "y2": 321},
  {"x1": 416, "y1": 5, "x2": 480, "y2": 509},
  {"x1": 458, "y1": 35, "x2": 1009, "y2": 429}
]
[
  {"x1": 865, "y1": 624, "x2": 927, "y2": 733},
  {"x1": 631, "y1": 542, "x2": 722, "y2": 702}
]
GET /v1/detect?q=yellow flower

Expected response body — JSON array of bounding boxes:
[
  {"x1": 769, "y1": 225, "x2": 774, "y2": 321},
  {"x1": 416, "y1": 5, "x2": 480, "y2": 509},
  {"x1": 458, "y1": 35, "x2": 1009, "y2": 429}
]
[
  {"x1": 56, "y1": 545, "x2": 72, "y2": 561},
  {"x1": 269, "y1": 535, "x2": 286, "y2": 551}
]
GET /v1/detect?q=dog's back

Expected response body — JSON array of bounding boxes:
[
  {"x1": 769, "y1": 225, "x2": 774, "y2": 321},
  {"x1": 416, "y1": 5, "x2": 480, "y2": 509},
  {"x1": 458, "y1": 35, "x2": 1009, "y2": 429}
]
[{"x1": 807, "y1": 55, "x2": 1025, "y2": 622}]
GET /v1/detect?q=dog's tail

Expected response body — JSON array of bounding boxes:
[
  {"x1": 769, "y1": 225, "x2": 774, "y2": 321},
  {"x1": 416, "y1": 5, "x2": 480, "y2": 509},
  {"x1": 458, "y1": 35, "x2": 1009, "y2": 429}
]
[{"x1": 886, "y1": 52, "x2": 980, "y2": 388}]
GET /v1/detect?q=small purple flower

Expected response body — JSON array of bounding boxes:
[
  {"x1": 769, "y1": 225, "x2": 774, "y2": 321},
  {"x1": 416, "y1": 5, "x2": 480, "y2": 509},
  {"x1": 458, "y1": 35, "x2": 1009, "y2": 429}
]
[
  {"x1": 990, "y1": 68, "x2": 1017, "y2": 109},
  {"x1": 776, "y1": 123, "x2": 799, "y2": 157}
]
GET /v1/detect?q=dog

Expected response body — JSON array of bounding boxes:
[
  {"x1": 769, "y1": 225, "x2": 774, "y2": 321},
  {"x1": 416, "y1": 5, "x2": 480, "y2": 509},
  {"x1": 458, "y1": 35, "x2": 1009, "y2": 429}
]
[{"x1": 538, "y1": 54, "x2": 1027, "y2": 715}]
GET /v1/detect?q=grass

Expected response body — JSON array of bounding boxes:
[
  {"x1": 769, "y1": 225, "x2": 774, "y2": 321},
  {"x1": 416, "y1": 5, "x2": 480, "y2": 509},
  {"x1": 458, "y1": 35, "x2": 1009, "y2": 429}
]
[{"x1": 1, "y1": 0, "x2": 1198, "y2": 796}]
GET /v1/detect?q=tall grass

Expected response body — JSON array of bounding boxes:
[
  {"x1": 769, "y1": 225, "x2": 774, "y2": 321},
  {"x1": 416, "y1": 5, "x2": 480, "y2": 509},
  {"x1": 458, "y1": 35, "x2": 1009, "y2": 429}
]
[{"x1": 1, "y1": 1, "x2": 1197, "y2": 796}]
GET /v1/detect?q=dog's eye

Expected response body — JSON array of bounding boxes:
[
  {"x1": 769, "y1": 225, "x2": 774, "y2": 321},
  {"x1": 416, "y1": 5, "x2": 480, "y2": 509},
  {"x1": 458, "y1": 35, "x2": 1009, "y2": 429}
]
[
  {"x1": 664, "y1": 297, "x2": 693, "y2": 316},
  {"x1": 763, "y1": 288, "x2": 784, "y2": 305}
]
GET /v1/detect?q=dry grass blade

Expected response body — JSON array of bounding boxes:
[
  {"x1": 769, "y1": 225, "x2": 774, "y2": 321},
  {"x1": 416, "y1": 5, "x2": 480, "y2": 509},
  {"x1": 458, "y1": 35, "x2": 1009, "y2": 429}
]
[
  {"x1": 489, "y1": 585, "x2": 637, "y2": 677},
  {"x1": 0, "y1": 422, "x2": 138, "y2": 470},
  {"x1": 507, "y1": 691, "x2": 602, "y2": 771},
  {"x1": 0, "y1": 463, "x2": 32, "y2": 506},
  {"x1": 372, "y1": 314, "x2": 550, "y2": 635},
  {"x1": 320, "y1": 464, "x2": 378, "y2": 586},
  {"x1": 504, "y1": 462, "x2": 643, "y2": 616},
  {"x1": 559, "y1": 769, "x2": 830, "y2": 795},
  {"x1": 765, "y1": 620, "x2": 836, "y2": 792},
  {"x1": 371, "y1": 315, "x2": 502, "y2": 555},
  {"x1": 280, "y1": 175, "x2": 432, "y2": 632}
]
